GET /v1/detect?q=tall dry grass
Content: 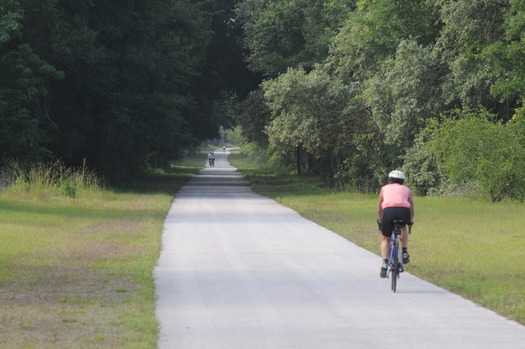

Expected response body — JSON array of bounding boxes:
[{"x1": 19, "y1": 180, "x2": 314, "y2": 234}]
[{"x1": 3, "y1": 159, "x2": 102, "y2": 198}]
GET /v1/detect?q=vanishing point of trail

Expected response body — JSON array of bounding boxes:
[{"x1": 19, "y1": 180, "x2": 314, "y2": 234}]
[{"x1": 154, "y1": 149, "x2": 525, "y2": 349}]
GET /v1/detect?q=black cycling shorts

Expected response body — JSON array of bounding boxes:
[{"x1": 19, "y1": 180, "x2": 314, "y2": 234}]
[{"x1": 381, "y1": 207, "x2": 411, "y2": 237}]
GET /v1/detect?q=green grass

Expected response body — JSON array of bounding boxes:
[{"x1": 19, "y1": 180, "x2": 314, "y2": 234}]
[
  {"x1": 229, "y1": 151, "x2": 525, "y2": 325},
  {"x1": 3, "y1": 147, "x2": 523, "y2": 347},
  {"x1": 0, "y1": 152, "x2": 206, "y2": 348}
]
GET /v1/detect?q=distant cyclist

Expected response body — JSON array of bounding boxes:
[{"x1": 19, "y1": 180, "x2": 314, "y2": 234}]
[
  {"x1": 207, "y1": 152, "x2": 215, "y2": 167},
  {"x1": 377, "y1": 170, "x2": 414, "y2": 278}
]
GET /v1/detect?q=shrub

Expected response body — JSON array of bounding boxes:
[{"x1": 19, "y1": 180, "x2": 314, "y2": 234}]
[{"x1": 428, "y1": 110, "x2": 525, "y2": 201}]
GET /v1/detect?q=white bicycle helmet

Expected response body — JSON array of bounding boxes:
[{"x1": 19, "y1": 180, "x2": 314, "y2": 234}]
[{"x1": 388, "y1": 170, "x2": 405, "y2": 181}]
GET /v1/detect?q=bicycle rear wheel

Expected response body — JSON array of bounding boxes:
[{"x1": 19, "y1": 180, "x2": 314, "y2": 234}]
[{"x1": 391, "y1": 240, "x2": 399, "y2": 292}]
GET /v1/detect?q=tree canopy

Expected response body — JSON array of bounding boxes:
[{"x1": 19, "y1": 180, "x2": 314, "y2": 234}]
[
  {"x1": 233, "y1": 0, "x2": 525, "y2": 200},
  {"x1": 3, "y1": 0, "x2": 525, "y2": 199},
  {"x1": 0, "y1": 0, "x2": 257, "y2": 179}
]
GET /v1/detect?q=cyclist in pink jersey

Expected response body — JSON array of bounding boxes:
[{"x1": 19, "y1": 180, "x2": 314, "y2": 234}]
[{"x1": 377, "y1": 170, "x2": 414, "y2": 278}]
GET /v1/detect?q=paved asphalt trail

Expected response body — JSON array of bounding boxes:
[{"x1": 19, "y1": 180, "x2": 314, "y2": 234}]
[{"x1": 155, "y1": 149, "x2": 525, "y2": 349}]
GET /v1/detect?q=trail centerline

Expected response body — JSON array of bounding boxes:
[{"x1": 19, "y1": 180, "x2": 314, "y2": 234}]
[{"x1": 154, "y1": 149, "x2": 525, "y2": 349}]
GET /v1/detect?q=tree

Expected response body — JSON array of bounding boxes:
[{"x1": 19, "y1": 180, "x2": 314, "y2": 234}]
[
  {"x1": 1, "y1": 0, "x2": 241, "y2": 179},
  {"x1": 322, "y1": 1, "x2": 441, "y2": 185},
  {"x1": 264, "y1": 67, "x2": 347, "y2": 156},
  {"x1": 237, "y1": 0, "x2": 356, "y2": 76},
  {"x1": 484, "y1": 0, "x2": 525, "y2": 107},
  {"x1": 263, "y1": 66, "x2": 369, "y2": 176},
  {"x1": 0, "y1": 1, "x2": 64, "y2": 161},
  {"x1": 328, "y1": 0, "x2": 440, "y2": 80},
  {"x1": 0, "y1": 0, "x2": 22, "y2": 44},
  {"x1": 201, "y1": 0, "x2": 261, "y2": 99},
  {"x1": 436, "y1": 0, "x2": 510, "y2": 117},
  {"x1": 236, "y1": 89, "x2": 271, "y2": 147},
  {"x1": 363, "y1": 39, "x2": 445, "y2": 169}
]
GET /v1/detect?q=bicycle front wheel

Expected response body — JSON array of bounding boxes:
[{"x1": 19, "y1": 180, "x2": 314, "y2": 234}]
[{"x1": 391, "y1": 263, "x2": 397, "y2": 292}]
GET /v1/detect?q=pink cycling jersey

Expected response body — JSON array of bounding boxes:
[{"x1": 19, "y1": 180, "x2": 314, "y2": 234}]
[{"x1": 381, "y1": 183, "x2": 411, "y2": 209}]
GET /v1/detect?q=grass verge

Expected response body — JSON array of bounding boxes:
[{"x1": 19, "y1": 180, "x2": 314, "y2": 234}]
[
  {"x1": 229, "y1": 151, "x2": 525, "y2": 325},
  {"x1": 0, "y1": 152, "x2": 206, "y2": 348}
]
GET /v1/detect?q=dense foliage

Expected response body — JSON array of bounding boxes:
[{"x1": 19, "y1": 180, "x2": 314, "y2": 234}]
[
  {"x1": 0, "y1": 0, "x2": 257, "y2": 180},
  {"x1": 3, "y1": 0, "x2": 525, "y2": 199},
  {"x1": 234, "y1": 0, "x2": 525, "y2": 200}
]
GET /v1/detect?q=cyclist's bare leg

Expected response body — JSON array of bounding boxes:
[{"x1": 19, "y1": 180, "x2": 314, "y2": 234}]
[{"x1": 381, "y1": 236, "x2": 391, "y2": 260}]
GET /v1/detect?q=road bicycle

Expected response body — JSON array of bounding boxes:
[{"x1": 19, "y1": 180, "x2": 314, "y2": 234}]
[{"x1": 386, "y1": 219, "x2": 412, "y2": 292}]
